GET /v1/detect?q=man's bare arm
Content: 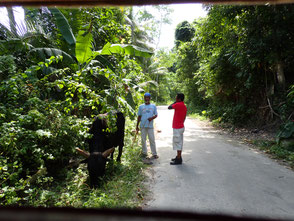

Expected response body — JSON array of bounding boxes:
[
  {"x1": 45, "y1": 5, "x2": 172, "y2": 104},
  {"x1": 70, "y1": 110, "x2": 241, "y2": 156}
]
[
  {"x1": 168, "y1": 102, "x2": 176, "y2": 109},
  {"x1": 148, "y1": 115, "x2": 157, "y2": 121},
  {"x1": 136, "y1": 116, "x2": 141, "y2": 131}
]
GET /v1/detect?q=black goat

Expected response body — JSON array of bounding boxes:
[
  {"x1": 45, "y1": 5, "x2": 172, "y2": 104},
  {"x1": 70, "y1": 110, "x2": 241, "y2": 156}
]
[{"x1": 76, "y1": 112, "x2": 125, "y2": 188}]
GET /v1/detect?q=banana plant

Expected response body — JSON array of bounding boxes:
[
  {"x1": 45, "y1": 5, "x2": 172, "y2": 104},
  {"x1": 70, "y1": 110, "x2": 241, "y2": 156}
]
[
  {"x1": 31, "y1": 8, "x2": 153, "y2": 69},
  {"x1": 2, "y1": 7, "x2": 153, "y2": 116},
  {"x1": 74, "y1": 22, "x2": 153, "y2": 75}
]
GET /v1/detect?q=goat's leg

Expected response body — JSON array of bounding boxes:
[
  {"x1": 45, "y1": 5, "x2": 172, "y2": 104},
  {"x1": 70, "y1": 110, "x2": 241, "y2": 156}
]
[
  {"x1": 116, "y1": 144, "x2": 123, "y2": 162},
  {"x1": 110, "y1": 150, "x2": 114, "y2": 160}
]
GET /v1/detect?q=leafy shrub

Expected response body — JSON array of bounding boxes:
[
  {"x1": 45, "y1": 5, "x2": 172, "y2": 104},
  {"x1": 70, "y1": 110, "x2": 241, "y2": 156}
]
[
  {"x1": 0, "y1": 55, "x2": 16, "y2": 81},
  {"x1": 0, "y1": 7, "x2": 151, "y2": 207},
  {"x1": 277, "y1": 121, "x2": 294, "y2": 140},
  {"x1": 207, "y1": 102, "x2": 255, "y2": 126},
  {"x1": 0, "y1": 55, "x2": 131, "y2": 205},
  {"x1": 275, "y1": 85, "x2": 294, "y2": 148}
]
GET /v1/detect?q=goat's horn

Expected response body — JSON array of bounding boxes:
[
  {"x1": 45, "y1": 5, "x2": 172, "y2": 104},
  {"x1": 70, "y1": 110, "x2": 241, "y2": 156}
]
[
  {"x1": 102, "y1": 147, "x2": 115, "y2": 158},
  {"x1": 76, "y1": 147, "x2": 90, "y2": 158}
]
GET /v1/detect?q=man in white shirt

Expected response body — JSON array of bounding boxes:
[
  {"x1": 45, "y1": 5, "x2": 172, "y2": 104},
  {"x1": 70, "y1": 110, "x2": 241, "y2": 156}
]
[{"x1": 136, "y1": 92, "x2": 158, "y2": 159}]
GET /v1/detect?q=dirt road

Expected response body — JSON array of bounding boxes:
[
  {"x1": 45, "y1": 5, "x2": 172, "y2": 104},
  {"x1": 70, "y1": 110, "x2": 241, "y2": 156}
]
[{"x1": 145, "y1": 106, "x2": 294, "y2": 219}]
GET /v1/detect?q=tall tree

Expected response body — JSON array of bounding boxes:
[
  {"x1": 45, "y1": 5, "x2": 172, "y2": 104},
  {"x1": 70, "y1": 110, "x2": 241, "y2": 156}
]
[
  {"x1": 134, "y1": 5, "x2": 173, "y2": 50},
  {"x1": 175, "y1": 21, "x2": 195, "y2": 48},
  {"x1": 173, "y1": 5, "x2": 294, "y2": 125}
]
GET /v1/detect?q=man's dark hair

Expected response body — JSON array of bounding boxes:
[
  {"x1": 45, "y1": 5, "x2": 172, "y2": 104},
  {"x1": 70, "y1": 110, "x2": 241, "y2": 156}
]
[{"x1": 177, "y1": 93, "x2": 185, "y2": 101}]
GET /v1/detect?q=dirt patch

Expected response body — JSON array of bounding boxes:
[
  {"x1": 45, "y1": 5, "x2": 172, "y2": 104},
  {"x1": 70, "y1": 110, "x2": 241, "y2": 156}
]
[{"x1": 141, "y1": 165, "x2": 155, "y2": 208}]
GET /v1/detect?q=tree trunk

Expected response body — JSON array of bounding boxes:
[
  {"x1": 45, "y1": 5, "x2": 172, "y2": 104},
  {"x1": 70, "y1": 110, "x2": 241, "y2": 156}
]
[
  {"x1": 128, "y1": 7, "x2": 135, "y2": 44},
  {"x1": 276, "y1": 62, "x2": 286, "y2": 91},
  {"x1": 6, "y1": 7, "x2": 17, "y2": 35}
]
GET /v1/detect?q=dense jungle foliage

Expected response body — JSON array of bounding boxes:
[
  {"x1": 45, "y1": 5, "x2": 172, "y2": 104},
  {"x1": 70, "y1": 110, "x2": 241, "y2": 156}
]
[
  {"x1": 1, "y1": 4, "x2": 294, "y2": 207},
  {"x1": 147, "y1": 4, "x2": 294, "y2": 164},
  {"x1": 0, "y1": 6, "x2": 173, "y2": 206},
  {"x1": 155, "y1": 4, "x2": 294, "y2": 147}
]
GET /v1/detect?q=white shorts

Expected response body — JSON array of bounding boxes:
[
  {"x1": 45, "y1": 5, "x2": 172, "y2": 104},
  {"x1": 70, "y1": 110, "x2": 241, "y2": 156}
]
[{"x1": 173, "y1": 127, "x2": 185, "y2": 150}]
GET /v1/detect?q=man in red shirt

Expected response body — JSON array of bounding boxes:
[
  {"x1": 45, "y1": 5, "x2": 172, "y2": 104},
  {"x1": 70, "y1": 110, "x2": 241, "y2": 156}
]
[{"x1": 168, "y1": 93, "x2": 187, "y2": 165}]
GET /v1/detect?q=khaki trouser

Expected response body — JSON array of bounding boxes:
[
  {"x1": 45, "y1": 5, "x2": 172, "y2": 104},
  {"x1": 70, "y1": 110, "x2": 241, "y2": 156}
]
[{"x1": 140, "y1": 128, "x2": 157, "y2": 156}]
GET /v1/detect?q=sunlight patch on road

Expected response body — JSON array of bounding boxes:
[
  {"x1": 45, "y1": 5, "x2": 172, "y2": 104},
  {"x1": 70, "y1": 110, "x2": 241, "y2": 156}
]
[
  {"x1": 156, "y1": 139, "x2": 172, "y2": 147},
  {"x1": 182, "y1": 150, "x2": 193, "y2": 157}
]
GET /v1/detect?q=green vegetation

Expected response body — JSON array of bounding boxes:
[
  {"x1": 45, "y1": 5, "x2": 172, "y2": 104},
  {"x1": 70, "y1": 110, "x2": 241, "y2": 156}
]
[
  {"x1": 171, "y1": 5, "x2": 294, "y2": 126},
  {"x1": 3, "y1": 125, "x2": 148, "y2": 207},
  {"x1": 251, "y1": 140, "x2": 294, "y2": 168},
  {"x1": 0, "y1": 6, "x2": 169, "y2": 206},
  {"x1": 1, "y1": 124, "x2": 148, "y2": 207},
  {"x1": 153, "y1": 5, "x2": 294, "y2": 160},
  {"x1": 1, "y1": 4, "x2": 294, "y2": 207},
  {"x1": 149, "y1": 5, "x2": 294, "y2": 166},
  {"x1": 188, "y1": 112, "x2": 208, "y2": 121}
]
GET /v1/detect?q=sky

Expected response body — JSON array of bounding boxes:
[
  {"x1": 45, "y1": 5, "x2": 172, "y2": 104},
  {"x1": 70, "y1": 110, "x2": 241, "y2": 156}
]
[
  {"x1": 0, "y1": 4, "x2": 207, "y2": 49},
  {"x1": 158, "y1": 4, "x2": 207, "y2": 49}
]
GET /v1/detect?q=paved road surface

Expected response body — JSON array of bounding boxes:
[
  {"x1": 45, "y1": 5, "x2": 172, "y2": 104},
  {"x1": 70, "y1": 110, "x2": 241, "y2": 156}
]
[{"x1": 145, "y1": 106, "x2": 294, "y2": 220}]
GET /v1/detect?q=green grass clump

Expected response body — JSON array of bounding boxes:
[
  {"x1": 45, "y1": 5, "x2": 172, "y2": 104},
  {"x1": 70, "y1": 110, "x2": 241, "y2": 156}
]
[
  {"x1": 253, "y1": 140, "x2": 294, "y2": 168},
  {"x1": 189, "y1": 110, "x2": 208, "y2": 121}
]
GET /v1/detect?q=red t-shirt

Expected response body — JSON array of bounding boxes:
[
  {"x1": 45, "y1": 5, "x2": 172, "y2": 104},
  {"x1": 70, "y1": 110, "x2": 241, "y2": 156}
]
[{"x1": 172, "y1": 101, "x2": 187, "y2": 129}]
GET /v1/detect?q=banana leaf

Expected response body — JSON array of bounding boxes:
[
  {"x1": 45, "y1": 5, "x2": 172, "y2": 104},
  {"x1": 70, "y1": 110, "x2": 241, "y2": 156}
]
[
  {"x1": 98, "y1": 43, "x2": 153, "y2": 58},
  {"x1": 138, "y1": 80, "x2": 158, "y2": 88},
  {"x1": 126, "y1": 91, "x2": 136, "y2": 110},
  {"x1": 96, "y1": 55, "x2": 116, "y2": 73},
  {"x1": 49, "y1": 8, "x2": 76, "y2": 46},
  {"x1": 29, "y1": 48, "x2": 75, "y2": 64},
  {"x1": 75, "y1": 28, "x2": 93, "y2": 65}
]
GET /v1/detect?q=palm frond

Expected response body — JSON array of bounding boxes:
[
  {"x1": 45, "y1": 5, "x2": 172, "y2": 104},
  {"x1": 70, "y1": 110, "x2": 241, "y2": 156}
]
[{"x1": 138, "y1": 80, "x2": 158, "y2": 88}]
